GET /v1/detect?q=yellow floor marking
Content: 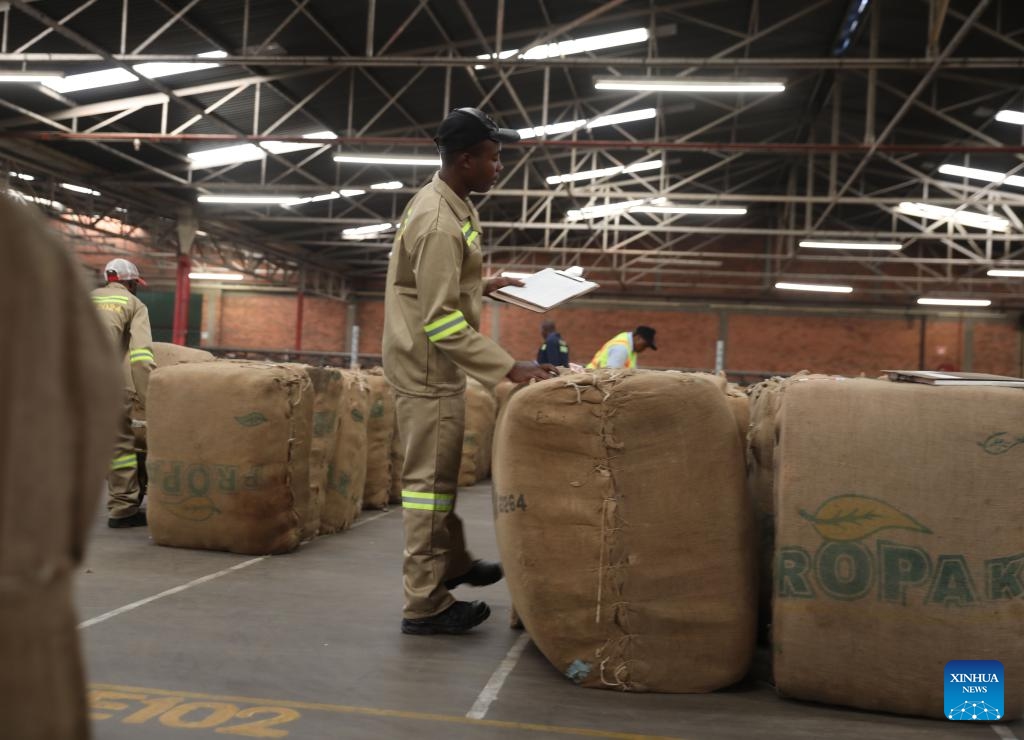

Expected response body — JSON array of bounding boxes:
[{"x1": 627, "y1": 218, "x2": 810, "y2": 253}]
[{"x1": 90, "y1": 683, "x2": 682, "y2": 739}]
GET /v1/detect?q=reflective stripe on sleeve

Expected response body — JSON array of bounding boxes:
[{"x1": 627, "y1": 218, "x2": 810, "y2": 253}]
[
  {"x1": 129, "y1": 348, "x2": 155, "y2": 364},
  {"x1": 401, "y1": 491, "x2": 454, "y2": 512},
  {"x1": 110, "y1": 454, "x2": 138, "y2": 471},
  {"x1": 423, "y1": 310, "x2": 469, "y2": 343},
  {"x1": 92, "y1": 296, "x2": 129, "y2": 305}
]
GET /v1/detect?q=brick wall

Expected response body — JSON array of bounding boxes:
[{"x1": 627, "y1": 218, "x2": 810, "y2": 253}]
[{"x1": 202, "y1": 292, "x2": 1024, "y2": 378}]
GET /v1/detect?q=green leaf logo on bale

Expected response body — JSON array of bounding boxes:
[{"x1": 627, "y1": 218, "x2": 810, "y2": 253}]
[
  {"x1": 799, "y1": 494, "x2": 931, "y2": 541},
  {"x1": 163, "y1": 494, "x2": 220, "y2": 522},
  {"x1": 235, "y1": 411, "x2": 268, "y2": 427},
  {"x1": 778, "y1": 494, "x2": 1023, "y2": 607},
  {"x1": 977, "y1": 432, "x2": 1024, "y2": 456},
  {"x1": 370, "y1": 399, "x2": 385, "y2": 419}
]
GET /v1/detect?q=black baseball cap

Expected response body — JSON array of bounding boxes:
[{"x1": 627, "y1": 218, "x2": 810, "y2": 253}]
[
  {"x1": 635, "y1": 325, "x2": 658, "y2": 350},
  {"x1": 434, "y1": 107, "x2": 520, "y2": 153}
]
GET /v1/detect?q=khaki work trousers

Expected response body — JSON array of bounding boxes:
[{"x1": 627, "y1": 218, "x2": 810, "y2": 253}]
[
  {"x1": 395, "y1": 392, "x2": 475, "y2": 619},
  {"x1": 107, "y1": 396, "x2": 143, "y2": 520}
]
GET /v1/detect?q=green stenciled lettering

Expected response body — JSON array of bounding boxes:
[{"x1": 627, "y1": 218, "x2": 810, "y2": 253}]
[
  {"x1": 313, "y1": 410, "x2": 336, "y2": 438},
  {"x1": 878, "y1": 540, "x2": 932, "y2": 604},
  {"x1": 215, "y1": 465, "x2": 237, "y2": 493},
  {"x1": 776, "y1": 547, "x2": 814, "y2": 598},
  {"x1": 187, "y1": 465, "x2": 209, "y2": 496},
  {"x1": 986, "y1": 552, "x2": 1024, "y2": 600},
  {"x1": 160, "y1": 461, "x2": 182, "y2": 494},
  {"x1": 241, "y1": 466, "x2": 261, "y2": 489},
  {"x1": 927, "y1": 555, "x2": 978, "y2": 606},
  {"x1": 816, "y1": 541, "x2": 873, "y2": 600}
]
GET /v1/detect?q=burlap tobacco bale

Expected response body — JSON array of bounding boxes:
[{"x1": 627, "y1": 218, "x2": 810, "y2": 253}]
[
  {"x1": 773, "y1": 378, "x2": 1024, "y2": 719},
  {"x1": 320, "y1": 369, "x2": 370, "y2": 533},
  {"x1": 494, "y1": 369, "x2": 756, "y2": 692},
  {"x1": 361, "y1": 368, "x2": 395, "y2": 509},
  {"x1": 459, "y1": 377, "x2": 498, "y2": 486},
  {"x1": 725, "y1": 383, "x2": 750, "y2": 447},
  {"x1": 0, "y1": 196, "x2": 121, "y2": 739},
  {"x1": 147, "y1": 361, "x2": 314, "y2": 555},
  {"x1": 283, "y1": 364, "x2": 345, "y2": 540},
  {"x1": 129, "y1": 344, "x2": 215, "y2": 450}
]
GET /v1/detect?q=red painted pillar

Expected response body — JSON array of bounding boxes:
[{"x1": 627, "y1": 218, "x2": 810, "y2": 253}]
[{"x1": 172, "y1": 252, "x2": 191, "y2": 345}]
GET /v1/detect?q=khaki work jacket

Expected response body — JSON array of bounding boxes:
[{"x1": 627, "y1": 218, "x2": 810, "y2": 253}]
[
  {"x1": 90, "y1": 282, "x2": 156, "y2": 408},
  {"x1": 383, "y1": 172, "x2": 514, "y2": 397}
]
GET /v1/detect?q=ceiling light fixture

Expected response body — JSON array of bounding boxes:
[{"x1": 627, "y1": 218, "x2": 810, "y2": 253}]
[
  {"x1": 0, "y1": 71, "x2": 64, "y2": 83},
  {"x1": 917, "y1": 297, "x2": 991, "y2": 307},
  {"x1": 566, "y1": 198, "x2": 648, "y2": 221},
  {"x1": 189, "y1": 272, "x2": 244, "y2": 281},
  {"x1": 43, "y1": 50, "x2": 226, "y2": 93},
  {"x1": 595, "y1": 76, "x2": 785, "y2": 93},
  {"x1": 631, "y1": 205, "x2": 747, "y2": 215},
  {"x1": 284, "y1": 189, "x2": 366, "y2": 205},
  {"x1": 333, "y1": 154, "x2": 440, "y2": 167},
  {"x1": 995, "y1": 110, "x2": 1024, "y2": 126},
  {"x1": 60, "y1": 182, "x2": 100, "y2": 196},
  {"x1": 799, "y1": 240, "x2": 902, "y2": 251},
  {"x1": 518, "y1": 107, "x2": 655, "y2": 140},
  {"x1": 937, "y1": 163, "x2": 1024, "y2": 189},
  {"x1": 987, "y1": 268, "x2": 1024, "y2": 278},
  {"x1": 342, "y1": 222, "x2": 397, "y2": 239},
  {"x1": 188, "y1": 143, "x2": 265, "y2": 169},
  {"x1": 895, "y1": 201, "x2": 1010, "y2": 232},
  {"x1": 546, "y1": 159, "x2": 662, "y2": 185},
  {"x1": 370, "y1": 181, "x2": 404, "y2": 190},
  {"x1": 474, "y1": 27, "x2": 649, "y2": 69},
  {"x1": 197, "y1": 195, "x2": 303, "y2": 205},
  {"x1": 775, "y1": 282, "x2": 853, "y2": 294},
  {"x1": 8, "y1": 171, "x2": 34, "y2": 181}
]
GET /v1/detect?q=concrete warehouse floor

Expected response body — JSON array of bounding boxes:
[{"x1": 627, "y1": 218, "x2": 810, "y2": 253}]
[{"x1": 77, "y1": 484, "x2": 1021, "y2": 740}]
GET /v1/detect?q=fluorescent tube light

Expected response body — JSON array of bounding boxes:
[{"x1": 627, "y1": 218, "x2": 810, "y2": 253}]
[
  {"x1": 566, "y1": 199, "x2": 648, "y2": 221},
  {"x1": 546, "y1": 159, "x2": 663, "y2": 185},
  {"x1": 895, "y1": 202, "x2": 1010, "y2": 232},
  {"x1": 334, "y1": 154, "x2": 440, "y2": 167},
  {"x1": 500, "y1": 271, "x2": 533, "y2": 279},
  {"x1": 284, "y1": 189, "x2": 366, "y2": 205},
  {"x1": 60, "y1": 182, "x2": 100, "y2": 196},
  {"x1": 518, "y1": 108, "x2": 655, "y2": 140},
  {"x1": 261, "y1": 131, "x2": 336, "y2": 155},
  {"x1": 987, "y1": 269, "x2": 1024, "y2": 278},
  {"x1": 775, "y1": 282, "x2": 853, "y2": 294},
  {"x1": 198, "y1": 195, "x2": 302, "y2": 205},
  {"x1": 7, "y1": 189, "x2": 63, "y2": 210},
  {"x1": 474, "y1": 27, "x2": 648, "y2": 69},
  {"x1": 799, "y1": 240, "x2": 902, "y2": 251},
  {"x1": 938, "y1": 163, "x2": 1024, "y2": 189},
  {"x1": 0, "y1": 71, "x2": 64, "y2": 83},
  {"x1": 371, "y1": 181, "x2": 403, "y2": 190},
  {"x1": 44, "y1": 50, "x2": 226, "y2": 93},
  {"x1": 917, "y1": 297, "x2": 991, "y2": 307},
  {"x1": 585, "y1": 108, "x2": 657, "y2": 128},
  {"x1": 595, "y1": 77, "x2": 785, "y2": 93},
  {"x1": 342, "y1": 222, "x2": 397, "y2": 239},
  {"x1": 189, "y1": 272, "x2": 244, "y2": 281},
  {"x1": 195, "y1": 230, "x2": 209, "y2": 236},
  {"x1": 631, "y1": 205, "x2": 747, "y2": 215},
  {"x1": 188, "y1": 143, "x2": 265, "y2": 169},
  {"x1": 995, "y1": 110, "x2": 1024, "y2": 126},
  {"x1": 8, "y1": 171, "x2": 34, "y2": 181}
]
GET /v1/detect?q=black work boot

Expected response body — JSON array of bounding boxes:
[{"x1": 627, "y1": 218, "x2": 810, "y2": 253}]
[
  {"x1": 108, "y1": 511, "x2": 147, "y2": 528},
  {"x1": 401, "y1": 600, "x2": 491, "y2": 635},
  {"x1": 444, "y1": 560, "x2": 503, "y2": 590}
]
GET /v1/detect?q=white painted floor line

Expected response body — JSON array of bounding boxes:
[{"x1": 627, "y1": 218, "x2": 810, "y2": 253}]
[
  {"x1": 466, "y1": 632, "x2": 531, "y2": 720},
  {"x1": 993, "y1": 725, "x2": 1020, "y2": 739},
  {"x1": 351, "y1": 509, "x2": 393, "y2": 528},
  {"x1": 78, "y1": 557, "x2": 266, "y2": 629}
]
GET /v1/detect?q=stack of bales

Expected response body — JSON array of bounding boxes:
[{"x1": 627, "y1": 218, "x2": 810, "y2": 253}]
[
  {"x1": 361, "y1": 368, "x2": 395, "y2": 509},
  {"x1": 493, "y1": 369, "x2": 756, "y2": 692},
  {"x1": 320, "y1": 369, "x2": 370, "y2": 532}
]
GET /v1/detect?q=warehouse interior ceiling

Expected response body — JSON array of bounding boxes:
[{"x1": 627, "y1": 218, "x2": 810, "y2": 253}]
[{"x1": 3, "y1": 0, "x2": 1024, "y2": 307}]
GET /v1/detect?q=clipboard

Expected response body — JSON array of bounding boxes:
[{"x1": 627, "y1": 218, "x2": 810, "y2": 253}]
[
  {"x1": 883, "y1": 370, "x2": 1024, "y2": 387},
  {"x1": 490, "y1": 268, "x2": 600, "y2": 313}
]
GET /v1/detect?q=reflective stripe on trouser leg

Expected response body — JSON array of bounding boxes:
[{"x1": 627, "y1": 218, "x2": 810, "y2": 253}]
[
  {"x1": 107, "y1": 397, "x2": 143, "y2": 519},
  {"x1": 395, "y1": 391, "x2": 474, "y2": 619}
]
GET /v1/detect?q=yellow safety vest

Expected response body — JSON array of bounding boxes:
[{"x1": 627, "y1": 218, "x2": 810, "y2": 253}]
[{"x1": 586, "y1": 332, "x2": 637, "y2": 369}]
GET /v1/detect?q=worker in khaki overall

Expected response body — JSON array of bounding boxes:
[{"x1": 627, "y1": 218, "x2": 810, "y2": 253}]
[
  {"x1": 383, "y1": 108, "x2": 555, "y2": 635},
  {"x1": 586, "y1": 326, "x2": 658, "y2": 369},
  {"x1": 91, "y1": 258, "x2": 156, "y2": 528}
]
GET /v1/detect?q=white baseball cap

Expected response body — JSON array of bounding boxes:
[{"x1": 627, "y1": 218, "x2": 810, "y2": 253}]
[{"x1": 103, "y1": 258, "x2": 146, "y2": 285}]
